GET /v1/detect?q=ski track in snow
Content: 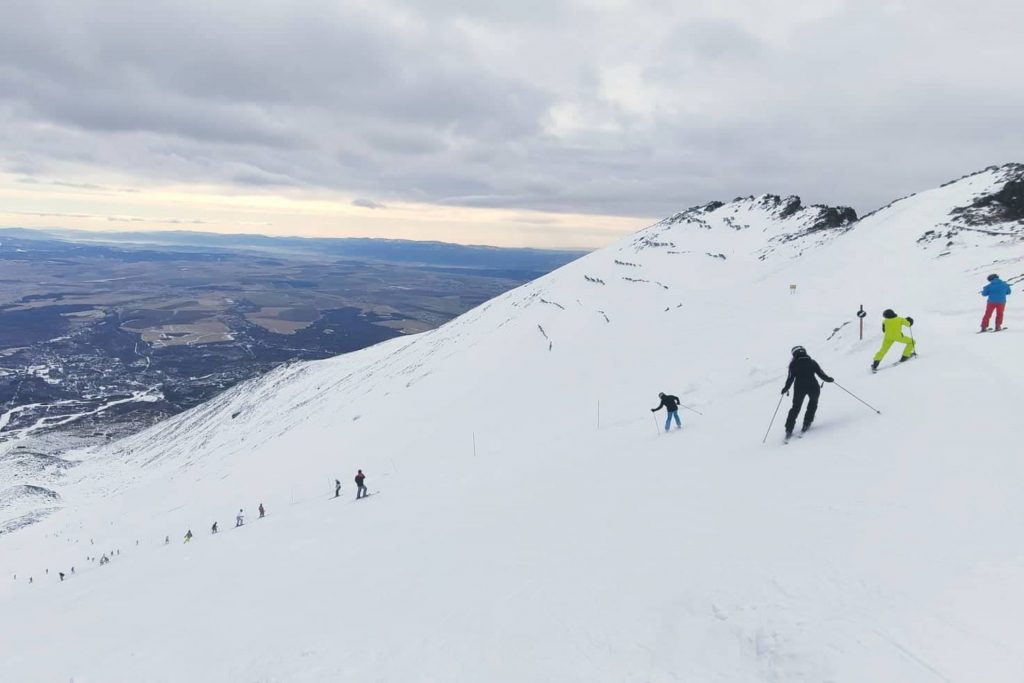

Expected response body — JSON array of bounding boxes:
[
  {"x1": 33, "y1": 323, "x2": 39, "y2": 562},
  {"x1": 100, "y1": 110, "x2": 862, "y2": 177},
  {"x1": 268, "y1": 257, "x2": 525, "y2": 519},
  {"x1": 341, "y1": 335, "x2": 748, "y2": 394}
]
[{"x1": 1, "y1": 165, "x2": 1024, "y2": 682}]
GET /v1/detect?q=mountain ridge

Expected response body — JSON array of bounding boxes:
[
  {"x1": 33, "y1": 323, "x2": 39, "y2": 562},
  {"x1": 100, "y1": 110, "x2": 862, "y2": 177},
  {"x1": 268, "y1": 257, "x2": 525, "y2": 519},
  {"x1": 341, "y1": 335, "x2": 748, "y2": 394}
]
[{"x1": 1, "y1": 162, "x2": 1022, "y2": 682}]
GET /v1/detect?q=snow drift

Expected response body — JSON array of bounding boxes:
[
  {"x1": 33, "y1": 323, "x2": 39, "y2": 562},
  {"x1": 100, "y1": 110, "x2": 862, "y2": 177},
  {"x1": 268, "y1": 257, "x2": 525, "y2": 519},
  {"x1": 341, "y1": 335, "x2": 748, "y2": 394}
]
[{"x1": 1, "y1": 164, "x2": 1022, "y2": 682}]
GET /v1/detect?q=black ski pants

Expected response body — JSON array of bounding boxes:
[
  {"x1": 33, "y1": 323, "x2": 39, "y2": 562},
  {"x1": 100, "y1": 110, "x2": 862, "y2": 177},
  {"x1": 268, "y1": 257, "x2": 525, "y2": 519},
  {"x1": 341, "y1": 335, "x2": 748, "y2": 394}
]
[{"x1": 785, "y1": 385, "x2": 819, "y2": 433}]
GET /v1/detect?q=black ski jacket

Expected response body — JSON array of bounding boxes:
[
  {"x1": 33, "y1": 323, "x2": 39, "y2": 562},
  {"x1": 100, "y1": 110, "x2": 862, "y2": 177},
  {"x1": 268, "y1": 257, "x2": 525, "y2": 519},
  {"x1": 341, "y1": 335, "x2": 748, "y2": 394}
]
[
  {"x1": 652, "y1": 395, "x2": 681, "y2": 412},
  {"x1": 355, "y1": 473, "x2": 365, "y2": 486},
  {"x1": 783, "y1": 357, "x2": 832, "y2": 393}
]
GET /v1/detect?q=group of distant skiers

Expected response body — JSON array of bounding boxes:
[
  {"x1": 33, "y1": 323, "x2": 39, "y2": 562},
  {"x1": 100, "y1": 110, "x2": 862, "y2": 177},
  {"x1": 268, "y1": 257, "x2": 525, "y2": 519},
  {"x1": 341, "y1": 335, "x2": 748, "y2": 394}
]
[
  {"x1": 18, "y1": 469, "x2": 376, "y2": 585},
  {"x1": 336, "y1": 470, "x2": 369, "y2": 499},
  {"x1": 183, "y1": 503, "x2": 267, "y2": 543},
  {"x1": 654, "y1": 275, "x2": 1011, "y2": 440},
  {"x1": 177, "y1": 470, "x2": 369, "y2": 546}
]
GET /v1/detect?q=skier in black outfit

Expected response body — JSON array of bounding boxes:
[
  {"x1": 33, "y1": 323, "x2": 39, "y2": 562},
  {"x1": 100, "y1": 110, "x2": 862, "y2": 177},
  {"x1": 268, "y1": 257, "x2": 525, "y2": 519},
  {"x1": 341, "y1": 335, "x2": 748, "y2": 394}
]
[
  {"x1": 650, "y1": 392, "x2": 683, "y2": 432},
  {"x1": 781, "y1": 346, "x2": 834, "y2": 438},
  {"x1": 334, "y1": 479, "x2": 341, "y2": 498},
  {"x1": 355, "y1": 470, "x2": 367, "y2": 499}
]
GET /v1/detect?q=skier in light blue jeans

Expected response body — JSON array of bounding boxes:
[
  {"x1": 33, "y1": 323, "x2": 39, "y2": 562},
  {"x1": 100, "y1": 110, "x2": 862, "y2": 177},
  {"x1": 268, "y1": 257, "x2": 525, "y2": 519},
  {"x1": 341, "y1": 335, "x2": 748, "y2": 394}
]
[{"x1": 651, "y1": 392, "x2": 682, "y2": 431}]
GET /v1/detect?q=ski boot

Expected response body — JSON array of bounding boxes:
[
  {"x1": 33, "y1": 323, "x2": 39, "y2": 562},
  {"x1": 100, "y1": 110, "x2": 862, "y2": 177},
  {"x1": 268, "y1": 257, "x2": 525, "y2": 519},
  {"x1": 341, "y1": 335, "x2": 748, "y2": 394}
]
[{"x1": 871, "y1": 360, "x2": 880, "y2": 371}]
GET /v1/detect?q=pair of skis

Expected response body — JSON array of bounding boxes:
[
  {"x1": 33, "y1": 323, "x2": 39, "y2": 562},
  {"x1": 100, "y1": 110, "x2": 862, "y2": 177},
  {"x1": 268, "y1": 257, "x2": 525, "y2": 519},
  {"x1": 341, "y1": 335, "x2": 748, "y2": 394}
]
[
  {"x1": 783, "y1": 427, "x2": 811, "y2": 444},
  {"x1": 872, "y1": 353, "x2": 918, "y2": 373}
]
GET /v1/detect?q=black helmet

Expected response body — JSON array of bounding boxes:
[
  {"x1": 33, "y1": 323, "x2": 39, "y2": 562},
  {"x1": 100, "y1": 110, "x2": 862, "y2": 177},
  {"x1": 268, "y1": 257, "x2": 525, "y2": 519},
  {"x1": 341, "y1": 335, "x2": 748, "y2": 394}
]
[
  {"x1": 658, "y1": 392, "x2": 665, "y2": 397},
  {"x1": 883, "y1": 309, "x2": 896, "y2": 318},
  {"x1": 791, "y1": 345, "x2": 807, "y2": 357},
  {"x1": 988, "y1": 273, "x2": 999, "y2": 281}
]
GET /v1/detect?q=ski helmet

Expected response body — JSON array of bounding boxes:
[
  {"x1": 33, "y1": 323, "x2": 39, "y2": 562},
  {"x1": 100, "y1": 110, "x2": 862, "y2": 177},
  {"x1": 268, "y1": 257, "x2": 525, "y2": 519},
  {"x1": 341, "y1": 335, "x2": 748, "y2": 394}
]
[
  {"x1": 658, "y1": 392, "x2": 665, "y2": 397},
  {"x1": 791, "y1": 345, "x2": 807, "y2": 357},
  {"x1": 988, "y1": 273, "x2": 999, "y2": 281},
  {"x1": 883, "y1": 309, "x2": 896, "y2": 318}
]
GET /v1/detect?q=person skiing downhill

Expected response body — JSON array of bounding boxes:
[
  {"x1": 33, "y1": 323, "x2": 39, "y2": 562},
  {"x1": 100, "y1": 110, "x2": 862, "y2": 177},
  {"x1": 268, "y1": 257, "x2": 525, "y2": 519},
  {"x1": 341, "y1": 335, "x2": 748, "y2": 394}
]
[
  {"x1": 355, "y1": 470, "x2": 367, "y2": 499},
  {"x1": 211, "y1": 522, "x2": 218, "y2": 534},
  {"x1": 183, "y1": 530, "x2": 192, "y2": 544},
  {"x1": 871, "y1": 309, "x2": 915, "y2": 370},
  {"x1": 781, "y1": 346, "x2": 833, "y2": 438},
  {"x1": 334, "y1": 479, "x2": 341, "y2": 498},
  {"x1": 235, "y1": 510, "x2": 244, "y2": 527},
  {"x1": 258, "y1": 503, "x2": 265, "y2": 519},
  {"x1": 980, "y1": 274, "x2": 1011, "y2": 331},
  {"x1": 650, "y1": 392, "x2": 683, "y2": 432}
]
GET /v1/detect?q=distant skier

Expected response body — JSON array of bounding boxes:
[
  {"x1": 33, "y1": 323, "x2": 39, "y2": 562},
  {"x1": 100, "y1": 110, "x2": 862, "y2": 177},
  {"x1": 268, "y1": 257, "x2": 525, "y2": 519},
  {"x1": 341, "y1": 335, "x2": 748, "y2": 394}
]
[
  {"x1": 59, "y1": 572, "x2": 65, "y2": 582},
  {"x1": 164, "y1": 535, "x2": 170, "y2": 545},
  {"x1": 781, "y1": 346, "x2": 833, "y2": 438},
  {"x1": 650, "y1": 392, "x2": 682, "y2": 432},
  {"x1": 980, "y1": 274, "x2": 1011, "y2": 331},
  {"x1": 334, "y1": 479, "x2": 341, "y2": 498},
  {"x1": 211, "y1": 522, "x2": 218, "y2": 534},
  {"x1": 258, "y1": 503, "x2": 265, "y2": 519},
  {"x1": 871, "y1": 309, "x2": 915, "y2": 370},
  {"x1": 355, "y1": 470, "x2": 367, "y2": 499},
  {"x1": 236, "y1": 510, "x2": 244, "y2": 527},
  {"x1": 99, "y1": 554, "x2": 109, "y2": 565},
  {"x1": 184, "y1": 530, "x2": 193, "y2": 544}
]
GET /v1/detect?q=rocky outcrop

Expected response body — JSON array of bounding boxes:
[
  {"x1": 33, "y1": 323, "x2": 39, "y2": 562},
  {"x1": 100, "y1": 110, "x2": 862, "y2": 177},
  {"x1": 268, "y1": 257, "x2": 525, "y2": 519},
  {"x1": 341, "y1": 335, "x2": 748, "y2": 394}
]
[{"x1": 950, "y1": 163, "x2": 1024, "y2": 226}]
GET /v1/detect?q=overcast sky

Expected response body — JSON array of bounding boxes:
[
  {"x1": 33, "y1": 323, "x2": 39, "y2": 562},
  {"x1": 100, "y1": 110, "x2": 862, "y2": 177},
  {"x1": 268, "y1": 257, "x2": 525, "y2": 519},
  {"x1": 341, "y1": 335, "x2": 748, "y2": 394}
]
[{"x1": 1, "y1": 0, "x2": 1022, "y2": 248}]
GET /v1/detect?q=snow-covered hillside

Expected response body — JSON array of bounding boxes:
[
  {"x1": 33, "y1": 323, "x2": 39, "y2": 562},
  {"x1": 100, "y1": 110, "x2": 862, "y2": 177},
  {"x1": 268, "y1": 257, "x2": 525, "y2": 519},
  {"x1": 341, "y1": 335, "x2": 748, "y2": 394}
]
[{"x1": 1, "y1": 164, "x2": 1022, "y2": 682}]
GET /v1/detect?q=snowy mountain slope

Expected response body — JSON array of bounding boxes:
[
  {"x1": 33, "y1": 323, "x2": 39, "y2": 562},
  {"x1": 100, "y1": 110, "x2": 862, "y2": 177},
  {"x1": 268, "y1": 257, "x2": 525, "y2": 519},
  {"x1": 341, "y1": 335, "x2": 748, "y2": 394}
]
[{"x1": 1, "y1": 164, "x2": 1023, "y2": 682}]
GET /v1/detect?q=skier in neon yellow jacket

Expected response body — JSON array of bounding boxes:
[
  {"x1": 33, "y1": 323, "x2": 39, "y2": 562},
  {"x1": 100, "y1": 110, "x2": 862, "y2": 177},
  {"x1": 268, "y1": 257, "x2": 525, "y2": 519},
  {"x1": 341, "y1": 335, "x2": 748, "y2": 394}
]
[{"x1": 871, "y1": 309, "x2": 914, "y2": 370}]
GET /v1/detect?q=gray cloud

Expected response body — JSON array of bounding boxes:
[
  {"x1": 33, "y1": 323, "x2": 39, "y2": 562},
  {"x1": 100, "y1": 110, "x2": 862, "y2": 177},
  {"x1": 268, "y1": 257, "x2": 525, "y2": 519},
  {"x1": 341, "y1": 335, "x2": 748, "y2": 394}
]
[
  {"x1": 6, "y1": 210, "x2": 208, "y2": 224},
  {"x1": 352, "y1": 198, "x2": 386, "y2": 210},
  {"x1": 1, "y1": 0, "x2": 1022, "y2": 228}
]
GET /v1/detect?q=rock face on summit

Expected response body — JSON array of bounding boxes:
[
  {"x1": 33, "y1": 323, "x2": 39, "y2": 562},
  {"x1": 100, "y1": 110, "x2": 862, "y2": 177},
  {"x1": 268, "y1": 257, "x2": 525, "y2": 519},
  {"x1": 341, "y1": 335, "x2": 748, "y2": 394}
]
[
  {"x1": 950, "y1": 163, "x2": 1024, "y2": 227},
  {"x1": 637, "y1": 193, "x2": 858, "y2": 262},
  {"x1": 910, "y1": 163, "x2": 1024, "y2": 252}
]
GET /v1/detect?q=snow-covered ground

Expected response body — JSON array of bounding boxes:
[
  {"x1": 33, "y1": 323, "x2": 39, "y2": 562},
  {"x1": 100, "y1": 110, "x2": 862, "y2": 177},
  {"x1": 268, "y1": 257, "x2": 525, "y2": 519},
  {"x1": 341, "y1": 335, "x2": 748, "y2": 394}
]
[{"x1": 0, "y1": 165, "x2": 1022, "y2": 682}]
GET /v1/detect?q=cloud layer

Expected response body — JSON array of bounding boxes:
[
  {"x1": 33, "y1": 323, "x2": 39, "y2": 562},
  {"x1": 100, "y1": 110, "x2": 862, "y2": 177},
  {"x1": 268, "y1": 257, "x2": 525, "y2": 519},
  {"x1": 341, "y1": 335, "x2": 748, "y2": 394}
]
[{"x1": 1, "y1": 0, "x2": 1022, "y2": 245}]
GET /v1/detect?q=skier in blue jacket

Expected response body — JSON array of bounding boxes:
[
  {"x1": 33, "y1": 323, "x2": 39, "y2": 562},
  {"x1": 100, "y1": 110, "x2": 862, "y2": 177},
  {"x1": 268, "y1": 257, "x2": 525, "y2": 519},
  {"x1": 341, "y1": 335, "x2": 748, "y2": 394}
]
[{"x1": 980, "y1": 274, "x2": 1011, "y2": 331}]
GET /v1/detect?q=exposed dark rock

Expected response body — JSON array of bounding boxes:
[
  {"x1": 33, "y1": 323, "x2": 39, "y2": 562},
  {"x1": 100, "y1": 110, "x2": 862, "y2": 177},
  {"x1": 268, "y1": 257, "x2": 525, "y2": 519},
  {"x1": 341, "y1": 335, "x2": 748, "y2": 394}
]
[
  {"x1": 951, "y1": 167, "x2": 1024, "y2": 226},
  {"x1": 778, "y1": 196, "x2": 804, "y2": 219},
  {"x1": 810, "y1": 205, "x2": 858, "y2": 230}
]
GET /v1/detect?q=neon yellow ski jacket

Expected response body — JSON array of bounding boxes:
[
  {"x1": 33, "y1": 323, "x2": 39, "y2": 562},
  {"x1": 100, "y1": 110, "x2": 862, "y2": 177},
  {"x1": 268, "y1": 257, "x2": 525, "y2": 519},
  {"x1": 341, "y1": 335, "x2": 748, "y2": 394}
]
[{"x1": 882, "y1": 316, "x2": 911, "y2": 339}]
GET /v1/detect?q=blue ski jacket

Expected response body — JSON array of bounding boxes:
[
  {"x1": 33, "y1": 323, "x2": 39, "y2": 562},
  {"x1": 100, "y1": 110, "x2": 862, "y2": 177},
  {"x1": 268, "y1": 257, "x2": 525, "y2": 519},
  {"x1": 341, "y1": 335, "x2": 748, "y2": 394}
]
[{"x1": 982, "y1": 279, "x2": 1012, "y2": 304}]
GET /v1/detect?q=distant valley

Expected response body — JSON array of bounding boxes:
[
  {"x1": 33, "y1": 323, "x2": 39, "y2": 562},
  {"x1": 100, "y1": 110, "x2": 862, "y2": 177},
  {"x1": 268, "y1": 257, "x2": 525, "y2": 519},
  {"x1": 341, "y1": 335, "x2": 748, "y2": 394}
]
[{"x1": 0, "y1": 227, "x2": 583, "y2": 510}]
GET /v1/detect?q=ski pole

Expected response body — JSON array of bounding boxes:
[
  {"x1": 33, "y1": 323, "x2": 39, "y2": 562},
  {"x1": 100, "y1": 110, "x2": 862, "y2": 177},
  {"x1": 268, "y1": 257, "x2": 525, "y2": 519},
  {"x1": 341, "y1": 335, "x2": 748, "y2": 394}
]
[
  {"x1": 761, "y1": 394, "x2": 785, "y2": 444},
  {"x1": 831, "y1": 381, "x2": 882, "y2": 415},
  {"x1": 677, "y1": 402, "x2": 704, "y2": 416},
  {"x1": 652, "y1": 412, "x2": 661, "y2": 435}
]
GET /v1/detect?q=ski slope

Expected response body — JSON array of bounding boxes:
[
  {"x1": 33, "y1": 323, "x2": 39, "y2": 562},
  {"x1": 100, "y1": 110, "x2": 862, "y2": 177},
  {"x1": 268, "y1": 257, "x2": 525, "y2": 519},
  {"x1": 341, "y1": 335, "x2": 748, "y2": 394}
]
[{"x1": 1, "y1": 164, "x2": 1022, "y2": 682}]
